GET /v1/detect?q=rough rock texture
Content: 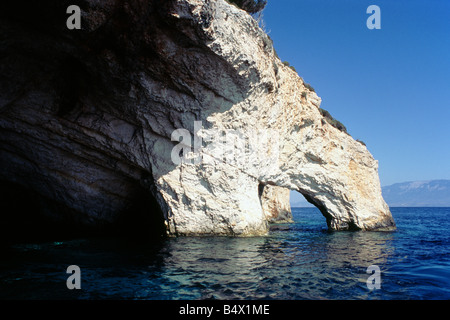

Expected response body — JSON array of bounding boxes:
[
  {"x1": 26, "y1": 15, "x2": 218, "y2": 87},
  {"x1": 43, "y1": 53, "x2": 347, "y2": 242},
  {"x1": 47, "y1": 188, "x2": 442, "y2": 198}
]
[
  {"x1": 260, "y1": 185, "x2": 293, "y2": 224},
  {"x1": 0, "y1": 0, "x2": 396, "y2": 237}
]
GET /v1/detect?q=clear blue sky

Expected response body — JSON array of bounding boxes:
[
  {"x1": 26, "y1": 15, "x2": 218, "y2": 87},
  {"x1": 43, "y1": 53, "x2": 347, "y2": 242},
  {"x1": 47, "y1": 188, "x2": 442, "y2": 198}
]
[{"x1": 262, "y1": 0, "x2": 450, "y2": 187}]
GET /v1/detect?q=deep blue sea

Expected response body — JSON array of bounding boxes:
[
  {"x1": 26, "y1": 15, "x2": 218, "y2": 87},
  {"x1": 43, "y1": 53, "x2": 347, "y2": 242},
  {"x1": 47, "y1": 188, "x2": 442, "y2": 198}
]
[{"x1": 1, "y1": 207, "x2": 449, "y2": 300}]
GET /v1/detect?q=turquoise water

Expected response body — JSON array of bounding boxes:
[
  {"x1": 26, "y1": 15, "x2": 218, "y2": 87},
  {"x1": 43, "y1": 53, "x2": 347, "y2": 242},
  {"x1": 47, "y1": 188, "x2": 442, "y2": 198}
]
[{"x1": 1, "y1": 207, "x2": 449, "y2": 300}]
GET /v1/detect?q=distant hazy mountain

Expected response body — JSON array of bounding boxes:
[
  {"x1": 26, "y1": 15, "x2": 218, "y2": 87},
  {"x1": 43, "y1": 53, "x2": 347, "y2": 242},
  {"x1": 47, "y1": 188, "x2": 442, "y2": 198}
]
[
  {"x1": 382, "y1": 180, "x2": 450, "y2": 207},
  {"x1": 290, "y1": 180, "x2": 450, "y2": 208}
]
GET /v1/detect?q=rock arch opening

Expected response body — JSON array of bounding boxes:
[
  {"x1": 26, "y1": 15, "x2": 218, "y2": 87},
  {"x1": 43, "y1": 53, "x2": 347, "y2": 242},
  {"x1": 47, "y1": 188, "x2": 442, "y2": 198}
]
[
  {"x1": 258, "y1": 184, "x2": 336, "y2": 229},
  {"x1": 289, "y1": 189, "x2": 337, "y2": 230}
]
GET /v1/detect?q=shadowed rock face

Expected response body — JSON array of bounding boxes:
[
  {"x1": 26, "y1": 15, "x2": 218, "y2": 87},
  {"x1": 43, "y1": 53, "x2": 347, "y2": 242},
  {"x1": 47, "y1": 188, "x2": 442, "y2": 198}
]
[{"x1": 0, "y1": 0, "x2": 395, "y2": 238}]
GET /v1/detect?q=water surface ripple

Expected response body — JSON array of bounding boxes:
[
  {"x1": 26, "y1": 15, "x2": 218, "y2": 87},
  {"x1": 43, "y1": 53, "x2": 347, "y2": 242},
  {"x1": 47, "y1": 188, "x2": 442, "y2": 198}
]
[{"x1": 1, "y1": 208, "x2": 449, "y2": 300}]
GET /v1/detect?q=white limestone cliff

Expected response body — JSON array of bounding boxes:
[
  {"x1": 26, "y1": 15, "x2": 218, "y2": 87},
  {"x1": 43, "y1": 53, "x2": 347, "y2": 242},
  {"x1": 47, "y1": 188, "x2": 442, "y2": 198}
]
[{"x1": 0, "y1": 0, "x2": 395, "y2": 238}]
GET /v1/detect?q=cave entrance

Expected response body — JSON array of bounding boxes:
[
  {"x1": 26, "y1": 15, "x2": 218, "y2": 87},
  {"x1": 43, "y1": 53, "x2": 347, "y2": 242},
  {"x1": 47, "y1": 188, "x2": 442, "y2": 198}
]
[
  {"x1": 115, "y1": 182, "x2": 167, "y2": 241},
  {"x1": 0, "y1": 178, "x2": 167, "y2": 244}
]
